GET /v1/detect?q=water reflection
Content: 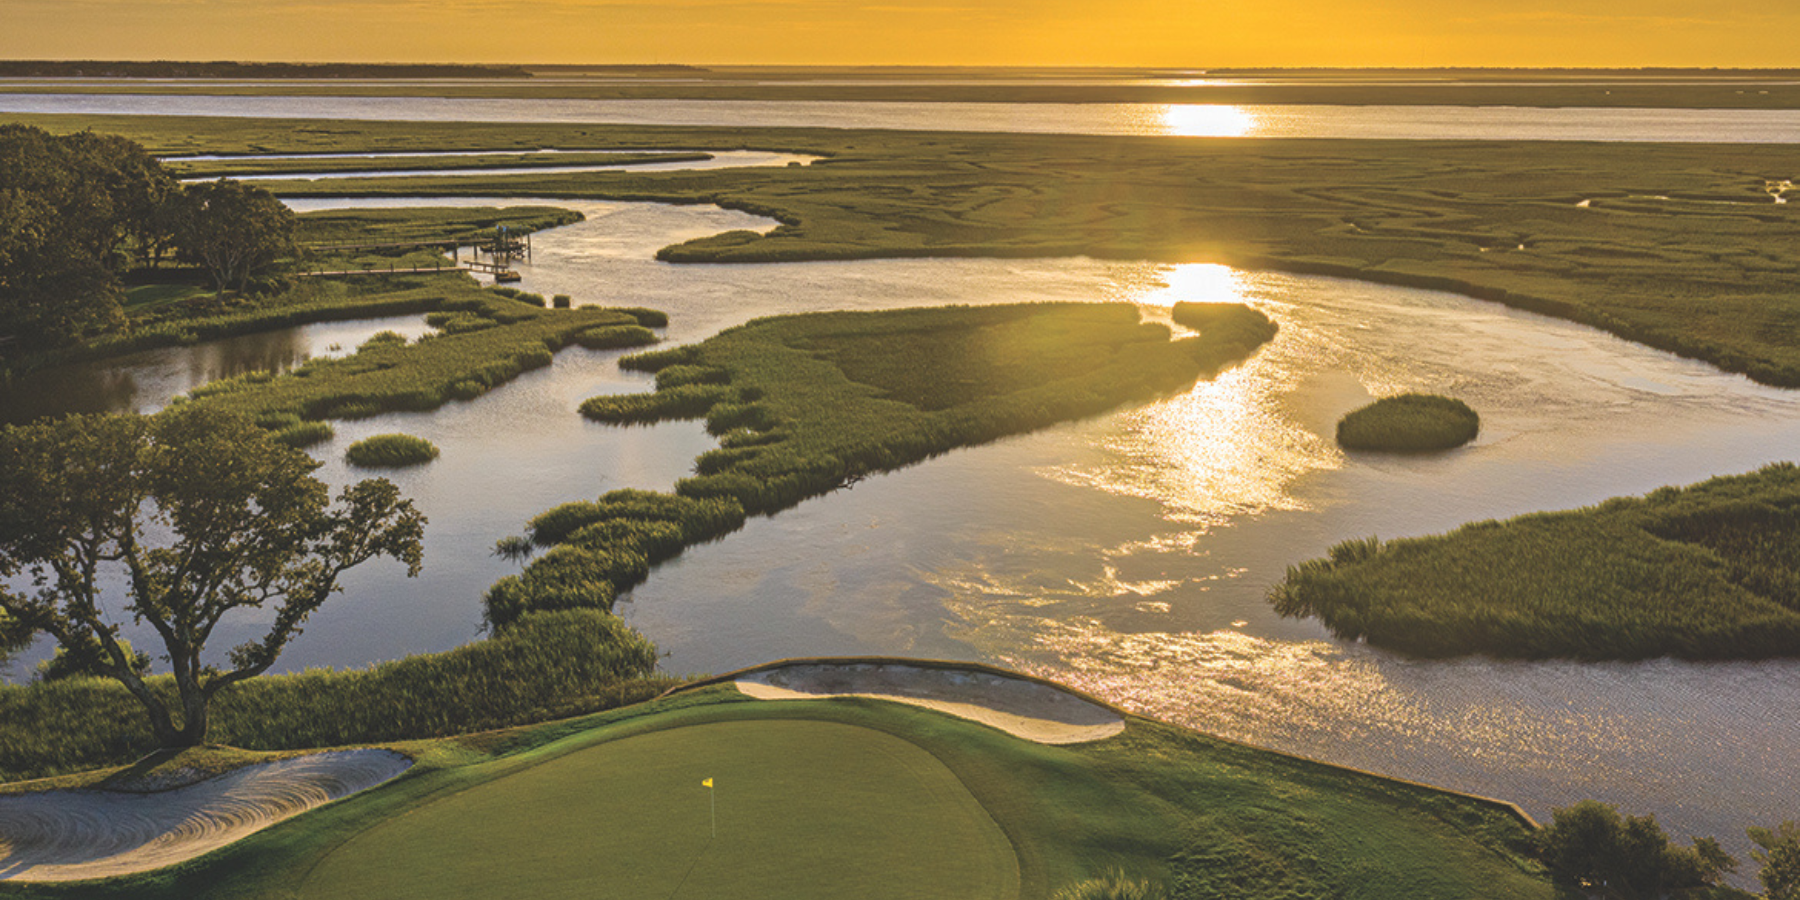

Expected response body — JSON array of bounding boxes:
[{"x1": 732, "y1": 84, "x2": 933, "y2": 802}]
[
  {"x1": 9, "y1": 201, "x2": 1800, "y2": 872},
  {"x1": 1156, "y1": 104, "x2": 1256, "y2": 138}
]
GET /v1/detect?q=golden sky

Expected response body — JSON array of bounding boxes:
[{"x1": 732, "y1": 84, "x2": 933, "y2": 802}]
[{"x1": 3, "y1": 0, "x2": 1798, "y2": 67}]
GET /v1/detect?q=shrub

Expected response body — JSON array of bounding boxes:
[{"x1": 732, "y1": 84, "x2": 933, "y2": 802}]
[
  {"x1": 1534, "y1": 801, "x2": 1734, "y2": 899},
  {"x1": 346, "y1": 433, "x2": 440, "y2": 468},
  {"x1": 1751, "y1": 821, "x2": 1800, "y2": 900},
  {"x1": 1336, "y1": 393, "x2": 1479, "y2": 452},
  {"x1": 0, "y1": 609, "x2": 667, "y2": 782},
  {"x1": 552, "y1": 294, "x2": 572, "y2": 309}
]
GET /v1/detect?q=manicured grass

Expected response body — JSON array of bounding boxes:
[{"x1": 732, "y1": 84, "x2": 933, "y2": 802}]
[
  {"x1": 1269, "y1": 463, "x2": 1800, "y2": 660},
  {"x1": 298, "y1": 718, "x2": 1018, "y2": 900},
  {"x1": 120, "y1": 283, "x2": 210, "y2": 312},
  {"x1": 1337, "y1": 393, "x2": 1480, "y2": 452},
  {"x1": 345, "y1": 433, "x2": 439, "y2": 468},
  {"x1": 488, "y1": 302, "x2": 1275, "y2": 627},
  {"x1": 0, "y1": 687, "x2": 1565, "y2": 900}
]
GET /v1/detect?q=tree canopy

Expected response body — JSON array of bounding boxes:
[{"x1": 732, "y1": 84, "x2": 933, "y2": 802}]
[
  {"x1": 172, "y1": 177, "x2": 297, "y2": 293},
  {"x1": 0, "y1": 405, "x2": 424, "y2": 747},
  {"x1": 1534, "y1": 800, "x2": 1735, "y2": 899}
]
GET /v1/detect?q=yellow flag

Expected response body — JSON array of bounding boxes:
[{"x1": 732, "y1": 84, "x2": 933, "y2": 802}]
[{"x1": 702, "y1": 778, "x2": 713, "y2": 788}]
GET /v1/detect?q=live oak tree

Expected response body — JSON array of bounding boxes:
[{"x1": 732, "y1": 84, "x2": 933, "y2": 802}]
[
  {"x1": 172, "y1": 178, "x2": 297, "y2": 294},
  {"x1": 0, "y1": 405, "x2": 424, "y2": 747}
]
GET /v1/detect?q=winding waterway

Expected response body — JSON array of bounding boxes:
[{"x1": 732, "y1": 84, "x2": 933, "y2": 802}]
[
  {"x1": 7, "y1": 196, "x2": 1797, "y2": 868},
  {"x1": 6, "y1": 88, "x2": 1797, "y2": 873}
]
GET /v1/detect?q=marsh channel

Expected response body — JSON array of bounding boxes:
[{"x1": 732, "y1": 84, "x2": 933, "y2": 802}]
[{"x1": 2, "y1": 92, "x2": 1797, "y2": 869}]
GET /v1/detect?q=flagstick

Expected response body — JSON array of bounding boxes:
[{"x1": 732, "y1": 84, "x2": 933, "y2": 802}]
[{"x1": 710, "y1": 783, "x2": 716, "y2": 839}]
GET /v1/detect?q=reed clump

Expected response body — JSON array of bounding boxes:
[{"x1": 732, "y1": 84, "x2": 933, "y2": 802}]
[
  {"x1": 1336, "y1": 393, "x2": 1479, "y2": 452},
  {"x1": 1269, "y1": 462, "x2": 1800, "y2": 660},
  {"x1": 346, "y1": 433, "x2": 440, "y2": 468}
]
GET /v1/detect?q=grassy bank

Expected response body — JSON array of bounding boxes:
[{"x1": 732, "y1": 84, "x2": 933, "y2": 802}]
[
  {"x1": 171, "y1": 151, "x2": 710, "y2": 179},
  {"x1": 0, "y1": 610, "x2": 670, "y2": 784},
  {"x1": 0, "y1": 685, "x2": 1565, "y2": 900},
  {"x1": 1269, "y1": 463, "x2": 1800, "y2": 660},
  {"x1": 486, "y1": 301, "x2": 1276, "y2": 627},
  {"x1": 9, "y1": 205, "x2": 585, "y2": 377},
  {"x1": 10, "y1": 114, "x2": 1789, "y2": 388},
  {"x1": 176, "y1": 288, "x2": 658, "y2": 422},
  {"x1": 294, "y1": 205, "x2": 582, "y2": 246}
]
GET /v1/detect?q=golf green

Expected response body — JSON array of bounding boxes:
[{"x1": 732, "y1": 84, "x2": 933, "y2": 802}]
[{"x1": 296, "y1": 718, "x2": 1020, "y2": 900}]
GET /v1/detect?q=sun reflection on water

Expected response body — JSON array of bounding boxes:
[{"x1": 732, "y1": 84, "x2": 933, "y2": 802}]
[
  {"x1": 1043, "y1": 263, "x2": 1337, "y2": 524},
  {"x1": 1157, "y1": 104, "x2": 1257, "y2": 137}
]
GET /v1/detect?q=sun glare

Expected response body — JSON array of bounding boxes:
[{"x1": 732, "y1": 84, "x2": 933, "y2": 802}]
[
  {"x1": 1142, "y1": 263, "x2": 1247, "y2": 307},
  {"x1": 1157, "y1": 104, "x2": 1256, "y2": 138}
]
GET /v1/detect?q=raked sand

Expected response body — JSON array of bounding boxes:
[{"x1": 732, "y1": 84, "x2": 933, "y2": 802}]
[
  {"x1": 0, "y1": 749, "x2": 411, "y2": 882},
  {"x1": 736, "y1": 662, "x2": 1126, "y2": 744}
]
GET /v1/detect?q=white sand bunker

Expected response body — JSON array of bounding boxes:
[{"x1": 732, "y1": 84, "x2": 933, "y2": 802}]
[
  {"x1": 737, "y1": 662, "x2": 1126, "y2": 745},
  {"x1": 0, "y1": 749, "x2": 411, "y2": 882}
]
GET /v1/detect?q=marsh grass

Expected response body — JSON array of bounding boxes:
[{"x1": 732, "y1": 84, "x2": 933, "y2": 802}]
[
  {"x1": 174, "y1": 152, "x2": 709, "y2": 180},
  {"x1": 51, "y1": 112, "x2": 1790, "y2": 388},
  {"x1": 1270, "y1": 462, "x2": 1800, "y2": 659},
  {"x1": 490, "y1": 302, "x2": 1274, "y2": 627},
  {"x1": 177, "y1": 288, "x2": 651, "y2": 426},
  {"x1": 0, "y1": 610, "x2": 668, "y2": 783},
  {"x1": 1336, "y1": 393, "x2": 1479, "y2": 452},
  {"x1": 345, "y1": 434, "x2": 439, "y2": 468}
]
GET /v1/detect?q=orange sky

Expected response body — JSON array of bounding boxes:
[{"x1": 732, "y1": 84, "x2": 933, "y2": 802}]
[{"x1": 3, "y1": 0, "x2": 1797, "y2": 67}]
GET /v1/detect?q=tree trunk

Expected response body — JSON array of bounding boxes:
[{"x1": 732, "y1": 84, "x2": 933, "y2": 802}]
[{"x1": 174, "y1": 689, "x2": 209, "y2": 746}]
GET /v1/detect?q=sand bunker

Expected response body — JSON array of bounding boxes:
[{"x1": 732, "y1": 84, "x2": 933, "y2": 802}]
[
  {"x1": 0, "y1": 749, "x2": 411, "y2": 882},
  {"x1": 737, "y1": 662, "x2": 1125, "y2": 745}
]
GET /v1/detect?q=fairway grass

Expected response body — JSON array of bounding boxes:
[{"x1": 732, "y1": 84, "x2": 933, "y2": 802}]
[
  {"x1": 0, "y1": 688, "x2": 1560, "y2": 900},
  {"x1": 297, "y1": 719, "x2": 1018, "y2": 900}
]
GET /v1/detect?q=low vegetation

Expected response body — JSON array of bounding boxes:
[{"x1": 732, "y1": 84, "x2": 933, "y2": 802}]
[
  {"x1": 174, "y1": 287, "x2": 661, "y2": 425},
  {"x1": 0, "y1": 609, "x2": 667, "y2": 783},
  {"x1": 172, "y1": 151, "x2": 709, "y2": 180},
  {"x1": 1336, "y1": 393, "x2": 1480, "y2": 452},
  {"x1": 28, "y1": 113, "x2": 1775, "y2": 390},
  {"x1": 1269, "y1": 462, "x2": 1800, "y2": 659},
  {"x1": 487, "y1": 302, "x2": 1276, "y2": 627},
  {"x1": 345, "y1": 433, "x2": 440, "y2": 468},
  {"x1": 1533, "y1": 800, "x2": 1736, "y2": 899},
  {"x1": 294, "y1": 205, "x2": 583, "y2": 246},
  {"x1": 0, "y1": 686, "x2": 1560, "y2": 900}
]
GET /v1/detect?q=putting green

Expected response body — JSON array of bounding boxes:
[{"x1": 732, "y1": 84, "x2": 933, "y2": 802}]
[{"x1": 297, "y1": 718, "x2": 1019, "y2": 900}]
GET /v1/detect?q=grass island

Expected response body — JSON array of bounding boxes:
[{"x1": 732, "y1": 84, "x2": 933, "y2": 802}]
[{"x1": 1336, "y1": 393, "x2": 1480, "y2": 452}]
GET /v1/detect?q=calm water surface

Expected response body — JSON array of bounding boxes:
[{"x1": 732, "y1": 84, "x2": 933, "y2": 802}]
[
  {"x1": 7, "y1": 92, "x2": 1800, "y2": 142},
  {"x1": 6, "y1": 197, "x2": 1797, "y2": 868}
]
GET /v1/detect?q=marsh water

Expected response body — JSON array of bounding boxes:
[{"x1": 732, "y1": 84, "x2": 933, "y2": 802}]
[
  {"x1": 8, "y1": 195, "x2": 1798, "y2": 866},
  {"x1": 8, "y1": 92, "x2": 1800, "y2": 142},
  {"x1": 5, "y1": 88, "x2": 1798, "y2": 871}
]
